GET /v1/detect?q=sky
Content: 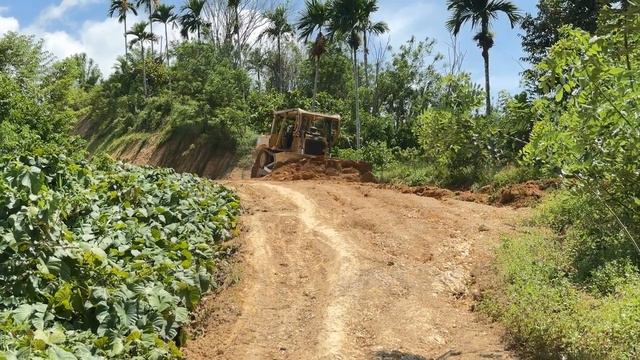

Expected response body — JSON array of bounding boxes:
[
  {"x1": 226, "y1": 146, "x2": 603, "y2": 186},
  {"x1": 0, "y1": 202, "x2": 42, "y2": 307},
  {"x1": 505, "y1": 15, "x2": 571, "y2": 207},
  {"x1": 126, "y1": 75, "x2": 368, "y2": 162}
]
[{"x1": 0, "y1": 0, "x2": 538, "y2": 94}]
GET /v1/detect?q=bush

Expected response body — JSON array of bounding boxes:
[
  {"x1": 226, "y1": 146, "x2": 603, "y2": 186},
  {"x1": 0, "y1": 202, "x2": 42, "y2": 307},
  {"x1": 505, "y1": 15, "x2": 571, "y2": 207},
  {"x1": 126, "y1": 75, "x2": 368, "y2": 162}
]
[
  {"x1": 484, "y1": 231, "x2": 640, "y2": 359},
  {"x1": 0, "y1": 155, "x2": 240, "y2": 359}
]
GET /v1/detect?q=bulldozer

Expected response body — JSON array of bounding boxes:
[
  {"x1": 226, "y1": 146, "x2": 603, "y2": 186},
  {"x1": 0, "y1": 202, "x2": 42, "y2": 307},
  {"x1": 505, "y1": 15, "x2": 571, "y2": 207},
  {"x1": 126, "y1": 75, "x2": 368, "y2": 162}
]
[{"x1": 251, "y1": 108, "x2": 341, "y2": 178}]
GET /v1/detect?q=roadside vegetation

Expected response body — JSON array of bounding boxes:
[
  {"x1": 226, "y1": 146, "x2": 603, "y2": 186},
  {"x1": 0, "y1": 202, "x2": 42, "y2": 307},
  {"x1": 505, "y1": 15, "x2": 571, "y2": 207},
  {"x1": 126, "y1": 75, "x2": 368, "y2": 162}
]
[
  {"x1": 482, "y1": 2, "x2": 640, "y2": 358},
  {"x1": 0, "y1": 29, "x2": 239, "y2": 359},
  {"x1": 1, "y1": 0, "x2": 640, "y2": 358}
]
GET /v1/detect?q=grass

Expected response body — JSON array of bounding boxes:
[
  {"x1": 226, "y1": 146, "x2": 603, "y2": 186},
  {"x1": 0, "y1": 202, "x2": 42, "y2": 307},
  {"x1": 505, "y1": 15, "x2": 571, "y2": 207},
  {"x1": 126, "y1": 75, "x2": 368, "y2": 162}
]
[{"x1": 482, "y1": 191, "x2": 640, "y2": 359}]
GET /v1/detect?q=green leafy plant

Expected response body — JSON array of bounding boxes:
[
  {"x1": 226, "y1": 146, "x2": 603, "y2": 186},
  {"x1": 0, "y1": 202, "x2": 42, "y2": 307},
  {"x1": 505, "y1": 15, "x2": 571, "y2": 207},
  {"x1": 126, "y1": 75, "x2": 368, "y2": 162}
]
[{"x1": 0, "y1": 155, "x2": 240, "y2": 359}]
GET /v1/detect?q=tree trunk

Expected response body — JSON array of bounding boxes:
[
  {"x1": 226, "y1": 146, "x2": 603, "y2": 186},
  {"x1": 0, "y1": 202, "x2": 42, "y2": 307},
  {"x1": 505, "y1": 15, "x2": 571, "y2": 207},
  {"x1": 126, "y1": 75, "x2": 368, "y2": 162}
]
[
  {"x1": 353, "y1": 47, "x2": 361, "y2": 149},
  {"x1": 257, "y1": 69, "x2": 262, "y2": 91},
  {"x1": 141, "y1": 43, "x2": 148, "y2": 95},
  {"x1": 277, "y1": 35, "x2": 282, "y2": 92},
  {"x1": 363, "y1": 30, "x2": 369, "y2": 87},
  {"x1": 483, "y1": 46, "x2": 491, "y2": 115},
  {"x1": 124, "y1": 17, "x2": 128, "y2": 56},
  {"x1": 165, "y1": 23, "x2": 170, "y2": 66},
  {"x1": 149, "y1": 3, "x2": 154, "y2": 54},
  {"x1": 236, "y1": 7, "x2": 241, "y2": 66},
  {"x1": 312, "y1": 56, "x2": 320, "y2": 110}
]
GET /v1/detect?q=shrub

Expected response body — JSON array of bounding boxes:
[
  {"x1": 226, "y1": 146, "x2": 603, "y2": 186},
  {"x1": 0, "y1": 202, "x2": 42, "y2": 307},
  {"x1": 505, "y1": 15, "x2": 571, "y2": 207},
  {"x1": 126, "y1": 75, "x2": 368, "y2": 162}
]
[{"x1": 0, "y1": 155, "x2": 240, "y2": 359}]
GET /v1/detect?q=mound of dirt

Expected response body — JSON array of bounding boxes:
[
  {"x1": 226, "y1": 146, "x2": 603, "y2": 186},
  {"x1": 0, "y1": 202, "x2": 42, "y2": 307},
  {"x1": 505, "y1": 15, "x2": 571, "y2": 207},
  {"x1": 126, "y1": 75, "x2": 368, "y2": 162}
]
[
  {"x1": 495, "y1": 180, "x2": 551, "y2": 207},
  {"x1": 384, "y1": 185, "x2": 489, "y2": 204},
  {"x1": 265, "y1": 157, "x2": 376, "y2": 183},
  {"x1": 381, "y1": 179, "x2": 558, "y2": 208}
]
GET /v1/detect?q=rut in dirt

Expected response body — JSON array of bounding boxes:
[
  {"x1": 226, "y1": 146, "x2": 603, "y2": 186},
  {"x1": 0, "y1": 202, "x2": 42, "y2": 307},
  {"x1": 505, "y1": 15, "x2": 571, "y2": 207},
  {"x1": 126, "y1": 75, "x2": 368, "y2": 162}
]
[{"x1": 184, "y1": 181, "x2": 526, "y2": 359}]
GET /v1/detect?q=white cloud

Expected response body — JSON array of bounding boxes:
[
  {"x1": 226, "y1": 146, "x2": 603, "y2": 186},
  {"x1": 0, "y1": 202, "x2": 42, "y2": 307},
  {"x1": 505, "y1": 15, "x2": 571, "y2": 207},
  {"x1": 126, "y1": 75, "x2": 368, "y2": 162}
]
[
  {"x1": 34, "y1": 0, "x2": 101, "y2": 29},
  {"x1": 78, "y1": 18, "x2": 129, "y2": 74},
  {"x1": 35, "y1": 13, "x2": 182, "y2": 76},
  {"x1": 0, "y1": 16, "x2": 19, "y2": 36},
  {"x1": 41, "y1": 31, "x2": 85, "y2": 60}
]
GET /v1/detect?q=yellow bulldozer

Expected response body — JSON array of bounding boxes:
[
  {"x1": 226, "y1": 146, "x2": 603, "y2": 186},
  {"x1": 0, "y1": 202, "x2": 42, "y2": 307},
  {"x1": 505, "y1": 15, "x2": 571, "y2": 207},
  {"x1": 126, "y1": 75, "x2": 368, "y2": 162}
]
[{"x1": 251, "y1": 108, "x2": 341, "y2": 178}]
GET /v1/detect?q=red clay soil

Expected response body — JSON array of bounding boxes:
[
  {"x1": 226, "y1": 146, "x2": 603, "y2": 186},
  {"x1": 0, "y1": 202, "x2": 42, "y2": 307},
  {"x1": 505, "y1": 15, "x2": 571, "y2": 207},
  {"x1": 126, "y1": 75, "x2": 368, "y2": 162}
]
[
  {"x1": 265, "y1": 157, "x2": 555, "y2": 208},
  {"x1": 184, "y1": 181, "x2": 526, "y2": 359},
  {"x1": 265, "y1": 157, "x2": 377, "y2": 183},
  {"x1": 384, "y1": 180, "x2": 558, "y2": 208}
]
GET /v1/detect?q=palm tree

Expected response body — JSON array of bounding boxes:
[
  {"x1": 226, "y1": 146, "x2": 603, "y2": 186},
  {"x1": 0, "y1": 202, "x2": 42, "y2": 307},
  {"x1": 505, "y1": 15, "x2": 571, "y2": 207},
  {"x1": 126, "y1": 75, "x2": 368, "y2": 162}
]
[
  {"x1": 127, "y1": 21, "x2": 157, "y2": 95},
  {"x1": 152, "y1": 4, "x2": 177, "y2": 65},
  {"x1": 329, "y1": 0, "x2": 372, "y2": 148},
  {"x1": 136, "y1": 0, "x2": 160, "y2": 54},
  {"x1": 360, "y1": 0, "x2": 388, "y2": 86},
  {"x1": 108, "y1": 0, "x2": 138, "y2": 56},
  {"x1": 297, "y1": 0, "x2": 331, "y2": 109},
  {"x1": 446, "y1": 0, "x2": 521, "y2": 115},
  {"x1": 260, "y1": 6, "x2": 294, "y2": 92},
  {"x1": 180, "y1": 0, "x2": 209, "y2": 41}
]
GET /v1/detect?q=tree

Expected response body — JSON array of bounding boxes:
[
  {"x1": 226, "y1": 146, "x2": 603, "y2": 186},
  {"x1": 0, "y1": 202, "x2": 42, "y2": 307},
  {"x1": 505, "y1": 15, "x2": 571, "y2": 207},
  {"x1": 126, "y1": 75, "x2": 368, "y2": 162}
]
[
  {"x1": 260, "y1": 6, "x2": 294, "y2": 93},
  {"x1": 446, "y1": 0, "x2": 522, "y2": 115},
  {"x1": 136, "y1": 0, "x2": 159, "y2": 54},
  {"x1": 108, "y1": 0, "x2": 138, "y2": 56},
  {"x1": 228, "y1": 0, "x2": 242, "y2": 65},
  {"x1": 71, "y1": 53, "x2": 102, "y2": 90},
  {"x1": 247, "y1": 47, "x2": 268, "y2": 90},
  {"x1": 151, "y1": 4, "x2": 177, "y2": 66},
  {"x1": 297, "y1": 0, "x2": 331, "y2": 109},
  {"x1": 127, "y1": 22, "x2": 157, "y2": 95},
  {"x1": 180, "y1": 0, "x2": 209, "y2": 41},
  {"x1": 329, "y1": 0, "x2": 369, "y2": 148},
  {"x1": 359, "y1": 0, "x2": 388, "y2": 86},
  {"x1": 520, "y1": 0, "x2": 600, "y2": 65}
]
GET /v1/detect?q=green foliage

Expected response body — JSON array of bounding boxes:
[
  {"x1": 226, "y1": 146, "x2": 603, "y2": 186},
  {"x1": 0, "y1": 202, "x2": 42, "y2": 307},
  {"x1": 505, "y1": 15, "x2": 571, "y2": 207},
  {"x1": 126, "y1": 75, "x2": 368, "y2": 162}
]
[
  {"x1": 0, "y1": 33, "x2": 88, "y2": 157},
  {"x1": 485, "y1": 230, "x2": 640, "y2": 359},
  {"x1": 0, "y1": 155, "x2": 239, "y2": 359},
  {"x1": 523, "y1": 21, "x2": 640, "y2": 257},
  {"x1": 89, "y1": 42, "x2": 251, "y2": 143},
  {"x1": 488, "y1": 8, "x2": 640, "y2": 355},
  {"x1": 490, "y1": 165, "x2": 536, "y2": 189},
  {"x1": 520, "y1": 0, "x2": 601, "y2": 64},
  {"x1": 414, "y1": 74, "x2": 491, "y2": 187},
  {"x1": 337, "y1": 140, "x2": 393, "y2": 173}
]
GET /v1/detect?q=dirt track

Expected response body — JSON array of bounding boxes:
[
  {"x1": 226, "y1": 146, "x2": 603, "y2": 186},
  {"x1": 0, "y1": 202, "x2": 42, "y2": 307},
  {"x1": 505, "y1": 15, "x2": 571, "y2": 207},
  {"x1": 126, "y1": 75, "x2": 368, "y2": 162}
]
[{"x1": 184, "y1": 180, "x2": 526, "y2": 359}]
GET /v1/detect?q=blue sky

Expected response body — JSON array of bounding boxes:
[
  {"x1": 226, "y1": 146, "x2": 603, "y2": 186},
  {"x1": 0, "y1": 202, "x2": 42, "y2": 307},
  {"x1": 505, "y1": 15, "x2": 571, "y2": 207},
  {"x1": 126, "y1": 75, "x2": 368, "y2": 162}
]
[{"x1": 0, "y1": 0, "x2": 538, "y2": 94}]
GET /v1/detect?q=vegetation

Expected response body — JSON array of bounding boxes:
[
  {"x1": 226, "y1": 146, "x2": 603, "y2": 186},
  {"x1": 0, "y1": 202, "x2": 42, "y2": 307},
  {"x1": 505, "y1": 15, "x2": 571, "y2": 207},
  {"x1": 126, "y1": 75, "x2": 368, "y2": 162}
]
[
  {"x1": 3, "y1": 0, "x2": 640, "y2": 357},
  {"x1": 483, "y1": 3, "x2": 640, "y2": 358},
  {"x1": 446, "y1": 0, "x2": 521, "y2": 115},
  {"x1": 0, "y1": 156, "x2": 239, "y2": 359},
  {"x1": 0, "y1": 31, "x2": 240, "y2": 360}
]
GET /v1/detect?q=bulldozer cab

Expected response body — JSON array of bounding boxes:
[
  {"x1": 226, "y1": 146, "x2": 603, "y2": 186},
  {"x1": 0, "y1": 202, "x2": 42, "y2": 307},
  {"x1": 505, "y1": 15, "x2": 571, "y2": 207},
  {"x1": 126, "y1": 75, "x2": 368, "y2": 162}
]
[{"x1": 269, "y1": 109, "x2": 341, "y2": 155}]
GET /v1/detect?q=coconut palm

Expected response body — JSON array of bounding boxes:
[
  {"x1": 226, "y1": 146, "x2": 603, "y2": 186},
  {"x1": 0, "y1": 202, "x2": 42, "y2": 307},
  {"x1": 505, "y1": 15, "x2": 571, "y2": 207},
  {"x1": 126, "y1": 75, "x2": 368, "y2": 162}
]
[
  {"x1": 446, "y1": 0, "x2": 521, "y2": 115},
  {"x1": 180, "y1": 0, "x2": 209, "y2": 41},
  {"x1": 359, "y1": 0, "x2": 388, "y2": 86},
  {"x1": 108, "y1": 0, "x2": 138, "y2": 56},
  {"x1": 151, "y1": 4, "x2": 177, "y2": 65},
  {"x1": 297, "y1": 0, "x2": 331, "y2": 109},
  {"x1": 127, "y1": 21, "x2": 157, "y2": 95},
  {"x1": 137, "y1": 0, "x2": 160, "y2": 54},
  {"x1": 260, "y1": 6, "x2": 294, "y2": 92}
]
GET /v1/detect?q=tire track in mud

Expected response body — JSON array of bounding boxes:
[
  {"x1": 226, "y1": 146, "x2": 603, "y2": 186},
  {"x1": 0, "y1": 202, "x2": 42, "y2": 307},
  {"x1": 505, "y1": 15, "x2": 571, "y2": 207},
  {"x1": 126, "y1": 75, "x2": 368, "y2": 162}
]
[{"x1": 260, "y1": 183, "x2": 359, "y2": 358}]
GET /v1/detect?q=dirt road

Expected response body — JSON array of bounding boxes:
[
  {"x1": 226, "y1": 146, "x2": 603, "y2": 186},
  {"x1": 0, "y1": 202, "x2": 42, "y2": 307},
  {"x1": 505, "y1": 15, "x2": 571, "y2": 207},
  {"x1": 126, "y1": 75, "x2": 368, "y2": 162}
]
[{"x1": 184, "y1": 181, "x2": 526, "y2": 360}]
